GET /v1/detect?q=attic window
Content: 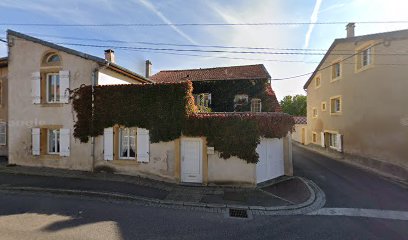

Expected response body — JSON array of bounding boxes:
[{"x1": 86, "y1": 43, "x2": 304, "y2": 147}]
[{"x1": 47, "y1": 54, "x2": 60, "y2": 63}]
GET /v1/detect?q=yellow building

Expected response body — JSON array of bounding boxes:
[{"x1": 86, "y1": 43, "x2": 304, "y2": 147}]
[{"x1": 304, "y1": 23, "x2": 408, "y2": 180}]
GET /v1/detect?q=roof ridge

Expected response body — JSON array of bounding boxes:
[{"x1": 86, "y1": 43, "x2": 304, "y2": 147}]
[
  {"x1": 6, "y1": 29, "x2": 151, "y2": 83},
  {"x1": 155, "y1": 64, "x2": 264, "y2": 73},
  {"x1": 334, "y1": 27, "x2": 408, "y2": 42}
]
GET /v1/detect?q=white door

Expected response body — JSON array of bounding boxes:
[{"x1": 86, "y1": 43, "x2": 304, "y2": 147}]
[
  {"x1": 181, "y1": 138, "x2": 203, "y2": 183},
  {"x1": 256, "y1": 138, "x2": 284, "y2": 183}
]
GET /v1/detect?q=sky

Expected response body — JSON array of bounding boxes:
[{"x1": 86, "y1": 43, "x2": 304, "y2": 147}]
[{"x1": 1, "y1": 0, "x2": 408, "y2": 100}]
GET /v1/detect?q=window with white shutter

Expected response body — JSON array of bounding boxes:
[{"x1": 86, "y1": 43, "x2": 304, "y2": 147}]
[
  {"x1": 104, "y1": 128, "x2": 114, "y2": 160},
  {"x1": 31, "y1": 72, "x2": 41, "y2": 104},
  {"x1": 0, "y1": 122, "x2": 6, "y2": 145},
  {"x1": 336, "y1": 134, "x2": 342, "y2": 152},
  {"x1": 59, "y1": 70, "x2": 70, "y2": 103},
  {"x1": 137, "y1": 128, "x2": 150, "y2": 163},
  {"x1": 321, "y1": 132, "x2": 325, "y2": 147},
  {"x1": 59, "y1": 129, "x2": 70, "y2": 157},
  {"x1": 32, "y1": 128, "x2": 40, "y2": 155}
]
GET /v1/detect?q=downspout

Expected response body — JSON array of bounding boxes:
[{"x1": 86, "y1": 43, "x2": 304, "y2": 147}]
[{"x1": 91, "y1": 62, "x2": 110, "y2": 172}]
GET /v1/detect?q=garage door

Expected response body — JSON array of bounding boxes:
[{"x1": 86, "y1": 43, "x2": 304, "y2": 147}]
[{"x1": 256, "y1": 138, "x2": 284, "y2": 183}]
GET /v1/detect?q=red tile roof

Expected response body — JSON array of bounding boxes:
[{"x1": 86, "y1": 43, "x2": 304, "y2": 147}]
[
  {"x1": 150, "y1": 64, "x2": 271, "y2": 83},
  {"x1": 293, "y1": 116, "x2": 307, "y2": 124}
]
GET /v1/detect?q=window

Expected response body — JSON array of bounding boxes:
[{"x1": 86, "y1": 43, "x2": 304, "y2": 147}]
[
  {"x1": 312, "y1": 108, "x2": 318, "y2": 118},
  {"x1": 47, "y1": 54, "x2": 61, "y2": 63},
  {"x1": 0, "y1": 122, "x2": 6, "y2": 145},
  {"x1": 332, "y1": 62, "x2": 341, "y2": 80},
  {"x1": 328, "y1": 133, "x2": 337, "y2": 149},
  {"x1": 46, "y1": 73, "x2": 60, "y2": 103},
  {"x1": 361, "y1": 47, "x2": 372, "y2": 67},
  {"x1": 195, "y1": 93, "x2": 211, "y2": 108},
  {"x1": 119, "y1": 128, "x2": 136, "y2": 159},
  {"x1": 330, "y1": 96, "x2": 342, "y2": 114},
  {"x1": 356, "y1": 45, "x2": 373, "y2": 71},
  {"x1": 48, "y1": 129, "x2": 60, "y2": 154},
  {"x1": 321, "y1": 102, "x2": 327, "y2": 111},
  {"x1": 312, "y1": 132, "x2": 317, "y2": 143},
  {"x1": 250, "y1": 98, "x2": 262, "y2": 112},
  {"x1": 234, "y1": 94, "x2": 248, "y2": 111},
  {"x1": 315, "y1": 76, "x2": 321, "y2": 88}
]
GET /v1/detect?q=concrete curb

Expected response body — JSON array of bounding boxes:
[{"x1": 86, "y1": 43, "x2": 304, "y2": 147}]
[{"x1": 0, "y1": 176, "x2": 326, "y2": 216}]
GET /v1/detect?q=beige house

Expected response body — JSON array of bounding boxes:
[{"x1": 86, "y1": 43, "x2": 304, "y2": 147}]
[
  {"x1": 291, "y1": 116, "x2": 307, "y2": 144},
  {"x1": 5, "y1": 30, "x2": 293, "y2": 187},
  {"x1": 304, "y1": 24, "x2": 408, "y2": 180},
  {"x1": 0, "y1": 57, "x2": 7, "y2": 156}
]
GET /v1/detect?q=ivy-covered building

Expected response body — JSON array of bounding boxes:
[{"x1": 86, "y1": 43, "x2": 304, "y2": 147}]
[{"x1": 150, "y1": 64, "x2": 281, "y2": 113}]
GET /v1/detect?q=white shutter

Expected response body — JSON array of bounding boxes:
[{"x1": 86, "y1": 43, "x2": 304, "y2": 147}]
[
  {"x1": 321, "y1": 132, "x2": 325, "y2": 147},
  {"x1": 104, "y1": 127, "x2": 114, "y2": 161},
  {"x1": 59, "y1": 128, "x2": 70, "y2": 157},
  {"x1": 32, "y1": 128, "x2": 40, "y2": 155},
  {"x1": 336, "y1": 134, "x2": 342, "y2": 152},
  {"x1": 59, "y1": 70, "x2": 70, "y2": 103},
  {"x1": 137, "y1": 128, "x2": 150, "y2": 163},
  {"x1": 31, "y1": 72, "x2": 41, "y2": 104}
]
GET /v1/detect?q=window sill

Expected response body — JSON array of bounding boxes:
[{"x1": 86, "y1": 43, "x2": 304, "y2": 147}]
[
  {"x1": 40, "y1": 103, "x2": 65, "y2": 107},
  {"x1": 112, "y1": 159, "x2": 139, "y2": 165},
  {"x1": 39, "y1": 154, "x2": 61, "y2": 160},
  {"x1": 355, "y1": 64, "x2": 373, "y2": 73},
  {"x1": 330, "y1": 77, "x2": 341, "y2": 83},
  {"x1": 330, "y1": 112, "x2": 342, "y2": 116}
]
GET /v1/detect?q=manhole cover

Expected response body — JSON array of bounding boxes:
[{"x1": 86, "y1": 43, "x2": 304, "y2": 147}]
[{"x1": 229, "y1": 208, "x2": 248, "y2": 218}]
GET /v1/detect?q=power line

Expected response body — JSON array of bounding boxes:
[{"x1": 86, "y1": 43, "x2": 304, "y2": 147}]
[
  {"x1": 271, "y1": 41, "x2": 384, "y2": 80},
  {"x1": 2, "y1": 21, "x2": 408, "y2": 27},
  {"x1": 29, "y1": 41, "x2": 407, "y2": 56}
]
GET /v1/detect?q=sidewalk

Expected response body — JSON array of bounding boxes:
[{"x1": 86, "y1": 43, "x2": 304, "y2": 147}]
[{"x1": 0, "y1": 162, "x2": 324, "y2": 214}]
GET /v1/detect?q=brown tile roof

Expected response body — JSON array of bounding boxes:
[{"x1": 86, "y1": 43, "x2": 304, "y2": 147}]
[
  {"x1": 293, "y1": 116, "x2": 307, "y2": 124},
  {"x1": 265, "y1": 85, "x2": 282, "y2": 112},
  {"x1": 150, "y1": 64, "x2": 271, "y2": 83}
]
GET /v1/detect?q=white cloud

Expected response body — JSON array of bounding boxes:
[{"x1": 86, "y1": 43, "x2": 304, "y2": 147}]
[
  {"x1": 137, "y1": 0, "x2": 198, "y2": 45},
  {"x1": 303, "y1": 0, "x2": 323, "y2": 49}
]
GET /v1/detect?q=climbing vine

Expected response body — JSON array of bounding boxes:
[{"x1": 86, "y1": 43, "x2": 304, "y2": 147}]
[
  {"x1": 191, "y1": 79, "x2": 280, "y2": 112},
  {"x1": 183, "y1": 113, "x2": 294, "y2": 163},
  {"x1": 71, "y1": 81, "x2": 294, "y2": 163}
]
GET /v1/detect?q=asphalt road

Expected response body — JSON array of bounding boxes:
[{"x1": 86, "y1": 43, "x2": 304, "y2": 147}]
[
  {"x1": 0, "y1": 145, "x2": 406, "y2": 239},
  {"x1": 293, "y1": 145, "x2": 408, "y2": 210}
]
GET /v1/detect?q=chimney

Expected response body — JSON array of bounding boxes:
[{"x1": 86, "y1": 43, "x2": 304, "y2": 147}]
[
  {"x1": 104, "y1": 49, "x2": 115, "y2": 63},
  {"x1": 145, "y1": 60, "x2": 152, "y2": 78},
  {"x1": 346, "y1": 23, "x2": 355, "y2": 38}
]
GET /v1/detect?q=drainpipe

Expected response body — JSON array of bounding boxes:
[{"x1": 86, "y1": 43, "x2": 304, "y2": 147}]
[{"x1": 91, "y1": 62, "x2": 110, "y2": 172}]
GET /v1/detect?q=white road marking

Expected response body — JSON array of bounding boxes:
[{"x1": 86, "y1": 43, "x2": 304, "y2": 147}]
[{"x1": 308, "y1": 208, "x2": 408, "y2": 221}]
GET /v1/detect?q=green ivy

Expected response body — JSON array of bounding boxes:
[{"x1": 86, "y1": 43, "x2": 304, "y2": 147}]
[
  {"x1": 71, "y1": 81, "x2": 294, "y2": 163},
  {"x1": 192, "y1": 79, "x2": 279, "y2": 112}
]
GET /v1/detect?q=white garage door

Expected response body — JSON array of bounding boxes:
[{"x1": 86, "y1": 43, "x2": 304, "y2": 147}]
[{"x1": 256, "y1": 138, "x2": 284, "y2": 183}]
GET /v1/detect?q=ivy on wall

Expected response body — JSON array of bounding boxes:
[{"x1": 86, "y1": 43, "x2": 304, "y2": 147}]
[
  {"x1": 192, "y1": 79, "x2": 280, "y2": 112},
  {"x1": 184, "y1": 113, "x2": 294, "y2": 163},
  {"x1": 71, "y1": 81, "x2": 195, "y2": 143},
  {"x1": 71, "y1": 81, "x2": 294, "y2": 163}
]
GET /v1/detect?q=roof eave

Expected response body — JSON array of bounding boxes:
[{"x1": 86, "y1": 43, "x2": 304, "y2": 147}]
[{"x1": 303, "y1": 39, "x2": 339, "y2": 90}]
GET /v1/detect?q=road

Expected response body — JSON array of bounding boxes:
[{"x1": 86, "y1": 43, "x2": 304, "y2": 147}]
[{"x1": 0, "y1": 145, "x2": 406, "y2": 240}]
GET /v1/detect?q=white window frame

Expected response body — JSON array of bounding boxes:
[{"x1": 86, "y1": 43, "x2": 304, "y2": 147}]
[
  {"x1": 0, "y1": 122, "x2": 6, "y2": 145},
  {"x1": 361, "y1": 47, "x2": 372, "y2": 67},
  {"x1": 196, "y1": 93, "x2": 211, "y2": 108},
  {"x1": 330, "y1": 96, "x2": 342, "y2": 114},
  {"x1": 46, "y1": 73, "x2": 60, "y2": 103},
  {"x1": 328, "y1": 133, "x2": 337, "y2": 149},
  {"x1": 47, "y1": 129, "x2": 60, "y2": 154},
  {"x1": 119, "y1": 128, "x2": 136, "y2": 160},
  {"x1": 250, "y1": 98, "x2": 262, "y2": 112},
  {"x1": 332, "y1": 62, "x2": 341, "y2": 80}
]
